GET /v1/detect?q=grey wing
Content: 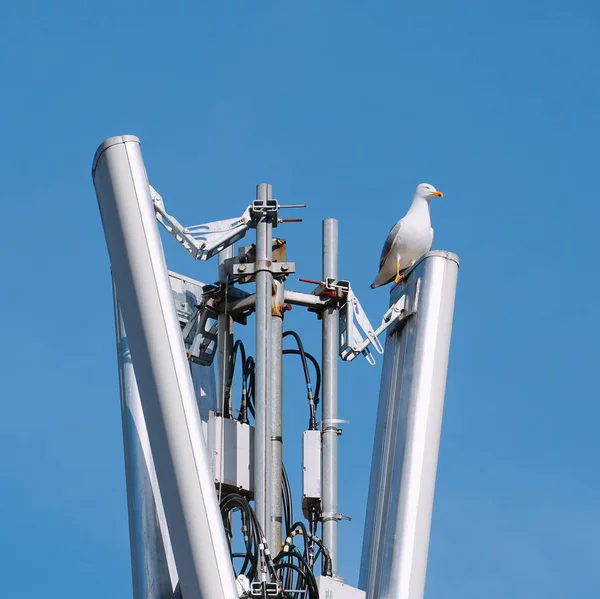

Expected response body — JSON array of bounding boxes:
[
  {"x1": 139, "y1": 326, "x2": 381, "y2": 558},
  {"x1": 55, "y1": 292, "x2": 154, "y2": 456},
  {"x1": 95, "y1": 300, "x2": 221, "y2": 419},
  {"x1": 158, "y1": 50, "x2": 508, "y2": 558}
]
[
  {"x1": 430, "y1": 227, "x2": 434, "y2": 248},
  {"x1": 379, "y1": 219, "x2": 403, "y2": 271}
]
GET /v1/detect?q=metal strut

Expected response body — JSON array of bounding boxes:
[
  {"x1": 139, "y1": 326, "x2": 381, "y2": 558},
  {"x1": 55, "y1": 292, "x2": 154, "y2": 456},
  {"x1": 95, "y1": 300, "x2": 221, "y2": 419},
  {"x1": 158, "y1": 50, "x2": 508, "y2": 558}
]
[
  {"x1": 151, "y1": 185, "x2": 252, "y2": 261},
  {"x1": 340, "y1": 287, "x2": 415, "y2": 365},
  {"x1": 303, "y1": 277, "x2": 416, "y2": 366},
  {"x1": 151, "y1": 186, "x2": 305, "y2": 262}
]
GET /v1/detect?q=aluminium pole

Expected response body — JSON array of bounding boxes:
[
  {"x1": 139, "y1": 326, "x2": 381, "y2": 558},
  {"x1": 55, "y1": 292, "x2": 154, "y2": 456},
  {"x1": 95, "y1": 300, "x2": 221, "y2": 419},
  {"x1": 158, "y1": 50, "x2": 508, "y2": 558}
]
[
  {"x1": 270, "y1": 277, "x2": 284, "y2": 551},
  {"x1": 254, "y1": 183, "x2": 273, "y2": 544},
  {"x1": 359, "y1": 251, "x2": 459, "y2": 599},
  {"x1": 92, "y1": 135, "x2": 237, "y2": 599},
  {"x1": 321, "y1": 218, "x2": 339, "y2": 575},
  {"x1": 113, "y1": 286, "x2": 178, "y2": 598}
]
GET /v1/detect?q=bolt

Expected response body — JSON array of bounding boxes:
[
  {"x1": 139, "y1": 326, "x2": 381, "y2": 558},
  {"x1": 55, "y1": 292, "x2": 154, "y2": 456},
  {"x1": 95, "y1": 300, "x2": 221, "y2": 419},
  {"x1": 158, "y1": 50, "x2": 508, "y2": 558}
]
[
  {"x1": 281, "y1": 263, "x2": 289, "y2": 272},
  {"x1": 238, "y1": 264, "x2": 246, "y2": 273}
]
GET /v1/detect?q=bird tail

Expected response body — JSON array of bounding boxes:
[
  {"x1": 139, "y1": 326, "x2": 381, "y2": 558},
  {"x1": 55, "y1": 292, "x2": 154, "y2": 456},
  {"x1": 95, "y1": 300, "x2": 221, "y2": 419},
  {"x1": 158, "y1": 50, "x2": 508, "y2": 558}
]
[{"x1": 370, "y1": 282, "x2": 378, "y2": 289}]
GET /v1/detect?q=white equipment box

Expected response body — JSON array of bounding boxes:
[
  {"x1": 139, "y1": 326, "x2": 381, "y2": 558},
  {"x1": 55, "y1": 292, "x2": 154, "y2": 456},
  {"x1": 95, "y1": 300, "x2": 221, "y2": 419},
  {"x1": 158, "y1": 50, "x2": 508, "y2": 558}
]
[
  {"x1": 302, "y1": 429, "x2": 322, "y2": 517},
  {"x1": 316, "y1": 576, "x2": 365, "y2": 599},
  {"x1": 207, "y1": 412, "x2": 254, "y2": 496}
]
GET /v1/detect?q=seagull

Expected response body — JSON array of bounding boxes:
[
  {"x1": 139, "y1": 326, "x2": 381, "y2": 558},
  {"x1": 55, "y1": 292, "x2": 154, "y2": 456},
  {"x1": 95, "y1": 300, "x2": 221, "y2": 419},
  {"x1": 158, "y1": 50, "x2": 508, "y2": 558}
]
[{"x1": 370, "y1": 183, "x2": 443, "y2": 288}]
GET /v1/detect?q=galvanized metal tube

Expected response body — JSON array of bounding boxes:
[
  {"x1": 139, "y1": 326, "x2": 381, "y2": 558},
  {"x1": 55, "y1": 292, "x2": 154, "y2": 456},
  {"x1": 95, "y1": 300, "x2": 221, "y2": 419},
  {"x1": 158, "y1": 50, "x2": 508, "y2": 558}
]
[
  {"x1": 92, "y1": 136, "x2": 237, "y2": 599},
  {"x1": 254, "y1": 183, "x2": 273, "y2": 542},
  {"x1": 321, "y1": 218, "x2": 339, "y2": 574},
  {"x1": 359, "y1": 251, "x2": 460, "y2": 599},
  {"x1": 217, "y1": 247, "x2": 234, "y2": 418},
  {"x1": 270, "y1": 278, "x2": 284, "y2": 551},
  {"x1": 113, "y1": 286, "x2": 178, "y2": 599},
  {"x1": 222, "y1": 289, "x2": 330, "y2": 315},
  {"x1": 284, "y1": 289, "x2": 329, "y2": 309},
  {"x1": 220, "y1": 293, "x2": 257, "y2": 315}
]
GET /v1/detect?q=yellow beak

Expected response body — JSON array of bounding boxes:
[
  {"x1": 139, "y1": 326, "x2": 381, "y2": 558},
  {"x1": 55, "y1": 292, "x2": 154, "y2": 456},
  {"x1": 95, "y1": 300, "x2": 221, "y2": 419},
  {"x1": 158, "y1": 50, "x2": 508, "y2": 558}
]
[{"x1": 431, "y1": 191, "x2": 443, "y2": 197}]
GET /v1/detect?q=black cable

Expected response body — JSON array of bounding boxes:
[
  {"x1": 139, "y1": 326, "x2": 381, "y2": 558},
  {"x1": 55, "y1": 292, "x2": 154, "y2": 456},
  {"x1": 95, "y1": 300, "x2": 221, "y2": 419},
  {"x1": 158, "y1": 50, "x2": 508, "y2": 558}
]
[
  {"x1": 224, "y1": 339, "x2": 248, "y2": 421},
  {"x1": 274, "y1": 562, "x2": 317, "y2": 598},
  {"x1": 273, "y1": 557, "x2": 320, "y2": 599},
  {"x1": 311, "y1": 537, "x2": 333, "y2": 577},
  {"x1": 282, "y1": 464, "x2": 293, "y2": 535},
  {"x1": 283, "y1": 331, "x2": 319, "y2": 430},
  {"x1": 230, "y1": 340, "x2": 247, "y2": 383},
  {"x1": 280, "y1": 519, "x2": 332, "y2": 579},
  {"x1": 245, "y1": 357, "x2": 255, "y2": 419},
  {"x1": 220, "y1": 493, "x2": 261, "y2": 580},
  {"x1": 313, "y1": 547, "x2": 322, "y2": 565},
  {"x1": 276, "y1": 521, "x2": 317, "y2": 597},
  {"x1": 282, "y1": 349, "x2": 321, "y2": 407},
  {"x1": 282, "y1": 331, "x2": 311, "y2": 384},
  {"x1": 286, "y1": 521, "x2": 310, "y2": 558},
  {"x1": 280, "y1": 465, "x2": 295, "y2": 592}
]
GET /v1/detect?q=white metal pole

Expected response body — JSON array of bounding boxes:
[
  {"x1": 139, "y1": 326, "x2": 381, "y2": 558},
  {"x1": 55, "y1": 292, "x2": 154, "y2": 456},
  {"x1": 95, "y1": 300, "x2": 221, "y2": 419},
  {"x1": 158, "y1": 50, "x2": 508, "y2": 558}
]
[
  {"x1": 321, "y1": 218, "x2": 339, "y2": 575},
  {"x1": 253, "y1": 183, "x2": 273, "y2": 542},
  {"x1": 93, "y1": 135, "x2": 238, "y2": 599},
  {"x1": 359, "y1": 251, "x2": 459, "y2": 599},
  {"x1": 113, "y1": 286, "x2": 179, "y2": 599},
  {"x1": 270, "y1": 277, "x2": 284, "y2": 551}
]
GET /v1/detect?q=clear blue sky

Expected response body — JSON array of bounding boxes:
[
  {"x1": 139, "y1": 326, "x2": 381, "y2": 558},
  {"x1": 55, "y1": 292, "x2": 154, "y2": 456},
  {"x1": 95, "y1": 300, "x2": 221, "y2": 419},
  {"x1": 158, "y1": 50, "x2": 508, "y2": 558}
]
[{"x1": 1, "y1": 1, "x2": 599, "y2": 597}]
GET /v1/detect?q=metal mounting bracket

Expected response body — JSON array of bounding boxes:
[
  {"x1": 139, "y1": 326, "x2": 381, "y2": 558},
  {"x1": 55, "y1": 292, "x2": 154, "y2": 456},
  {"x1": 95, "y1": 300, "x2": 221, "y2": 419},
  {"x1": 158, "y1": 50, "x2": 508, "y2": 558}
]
[
  {"x1": 152, "y1": 188, "x2": 305, "y2": 261},
  {"x1": 181, "y1": 300, "x2": 219, "y2": 365},
  {"x1": 224, "y1": 260, "x2": 296, "y2": 280},
  {"x1": 321, "y1": 511, "x2": 352, "y2": 523},
  {"x1": 338, "y1": 281, "x2": 415, "y2": 365},
  {"x1": 248, "y1": 199, "x2": 307, "y2": 228},
  {"x1": 151, "y1": 185, "x2": 252, "y2": 261},
  {"x1": 249, "y1": 581, "x2": 280, "y2": 597}
]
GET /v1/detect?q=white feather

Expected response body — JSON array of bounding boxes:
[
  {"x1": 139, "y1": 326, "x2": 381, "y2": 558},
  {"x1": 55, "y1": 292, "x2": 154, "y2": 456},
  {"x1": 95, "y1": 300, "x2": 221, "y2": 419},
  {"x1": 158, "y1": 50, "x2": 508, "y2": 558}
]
[{"x1": 371, "y1": 183, "x2": 441, "y2": 288}]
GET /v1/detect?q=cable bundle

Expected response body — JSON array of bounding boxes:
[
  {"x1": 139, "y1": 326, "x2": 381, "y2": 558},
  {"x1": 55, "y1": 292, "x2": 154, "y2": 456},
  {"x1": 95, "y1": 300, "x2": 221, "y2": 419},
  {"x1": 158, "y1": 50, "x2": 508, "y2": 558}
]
[
  {"x1": 220, "y1": 494, "x2": 322, "y2": 598},
  {"x1": 283, "y1": 330, "x2": 321, "y2": 431},
  {"x1": 221, "y1": 330, "x2": 329, "y2": 598},
  {"x1": 220, "y1": 493, "x2": 262, "y2": 581},
  {"x1": 226, "y1": 332, "x2": 321, "y2": 430},
  {"x1": 274, "y1": 522, "x2": 330, "y2": 598},
  {"x1": 220, "y1": 493, "x2": 278, "y2": 584}
]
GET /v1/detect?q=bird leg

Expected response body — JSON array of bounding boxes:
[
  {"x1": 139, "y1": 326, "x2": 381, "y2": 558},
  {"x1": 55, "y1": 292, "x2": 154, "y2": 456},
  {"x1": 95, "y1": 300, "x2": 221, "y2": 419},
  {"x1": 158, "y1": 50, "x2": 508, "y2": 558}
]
[{"x1": 394, "y1": 257, "x2": 404, "y2": 283}]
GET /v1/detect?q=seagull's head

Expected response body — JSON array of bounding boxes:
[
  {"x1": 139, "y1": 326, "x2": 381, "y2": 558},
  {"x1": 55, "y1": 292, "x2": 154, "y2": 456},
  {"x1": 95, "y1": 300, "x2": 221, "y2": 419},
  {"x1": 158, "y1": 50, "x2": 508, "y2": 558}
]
[{"x1": 416, "y1": 183, "x2": 443, "y2": 200}]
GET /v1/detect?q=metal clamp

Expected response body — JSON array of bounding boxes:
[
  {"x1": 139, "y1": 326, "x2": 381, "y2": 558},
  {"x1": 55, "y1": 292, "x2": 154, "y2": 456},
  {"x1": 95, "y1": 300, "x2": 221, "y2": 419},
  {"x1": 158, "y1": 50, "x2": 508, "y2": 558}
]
[
  {"x1": 249, "y1": 581, "x2": 280, "y2": 597},
  {"x1": 318, "y1": 418, "x2": 350, "y2": 431},
  {"x1": 321, "y1": 512, "x2": 352, "y2": 523},
  {"x1": 224, "y1": 260, "x2": 296, "y2": 279},
  {"x1": 249, "y1": 199, "x2": 307, "y2": 228}
]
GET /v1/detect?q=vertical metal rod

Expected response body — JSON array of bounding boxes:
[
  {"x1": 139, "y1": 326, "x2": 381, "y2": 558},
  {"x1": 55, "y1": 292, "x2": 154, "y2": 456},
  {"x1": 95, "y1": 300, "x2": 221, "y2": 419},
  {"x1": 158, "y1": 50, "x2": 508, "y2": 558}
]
[
  {"x1": 270, "y1": 277, "x2": 284, "y2": 551},
  {"x1": 217, "y1": 247, "x2": 234, "y2": 418},
  {"x1": 321, "y1": 218, "x2": 339, "y2": 575},
  {"x1": 254, "y1": 183, "x2": 273, "y2": 543}
]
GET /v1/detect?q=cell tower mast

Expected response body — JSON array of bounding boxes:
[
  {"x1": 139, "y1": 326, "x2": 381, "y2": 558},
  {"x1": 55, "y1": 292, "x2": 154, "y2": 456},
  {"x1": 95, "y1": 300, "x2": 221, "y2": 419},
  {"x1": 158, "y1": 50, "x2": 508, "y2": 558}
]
[{"x1": 93, "y1": 135, "x2": 459, "y2": 599}]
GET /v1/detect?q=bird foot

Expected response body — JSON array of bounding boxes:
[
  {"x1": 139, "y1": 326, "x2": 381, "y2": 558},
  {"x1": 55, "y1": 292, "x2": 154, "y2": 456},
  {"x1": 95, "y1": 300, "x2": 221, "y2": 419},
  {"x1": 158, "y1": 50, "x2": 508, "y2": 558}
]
[{"x1": 394, "y1": 273, "x2": 405, "y2": 284}]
